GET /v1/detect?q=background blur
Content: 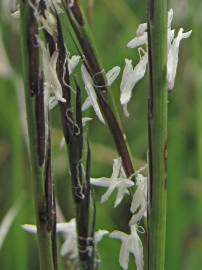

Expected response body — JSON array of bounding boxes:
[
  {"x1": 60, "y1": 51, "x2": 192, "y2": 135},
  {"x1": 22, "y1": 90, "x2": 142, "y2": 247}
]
[{"x1": 0, "y1": 0, "x2": 201, "y2": 269}]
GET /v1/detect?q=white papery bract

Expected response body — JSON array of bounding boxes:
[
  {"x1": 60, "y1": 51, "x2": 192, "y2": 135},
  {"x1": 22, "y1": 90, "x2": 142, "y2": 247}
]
[
  {"x1": 81, "y1": 65, "x2": 105, "y2": 124},
  {"x1": 90, "y1": 158, "x2": 134, "y2": 207},
  {"x1": 106, "y1": 66, "x2": 121, "y2": 86},
  {"x1": 129, "y1": 173, "x2": 147, "y2": 225},
  {"x1": 167, "y1": 28, "x2": 192, "y2": 90},
  {"x1": 110, "y1": 224, "x2": 144, "y2": 270},
  {"x1": 123, "y1": 9, "x2": 192, "y2": 113},
  {"x1": 120, "y1": 52, "x2": 147, "y2": 117}
]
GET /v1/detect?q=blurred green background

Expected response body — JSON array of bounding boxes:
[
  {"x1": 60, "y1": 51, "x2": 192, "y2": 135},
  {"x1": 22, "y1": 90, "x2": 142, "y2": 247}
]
[{"x1": 0, "y1": 0, "x2": 202, "y2": 269}]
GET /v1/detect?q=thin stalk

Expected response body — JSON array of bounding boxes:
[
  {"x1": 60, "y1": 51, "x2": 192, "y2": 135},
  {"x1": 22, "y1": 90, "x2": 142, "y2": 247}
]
[
  {"x1": 147, "y1": 1, "x2": 168, "y2": 270},
  {"x1": 62, "y1": 0, "x2": 134, "y2": 177},
  {"x1": 20, "y1": 1, "x2": 54, "y2": 269},
  {"x1": 192, "y1": 3, "x2": 202, "y2": 267}
]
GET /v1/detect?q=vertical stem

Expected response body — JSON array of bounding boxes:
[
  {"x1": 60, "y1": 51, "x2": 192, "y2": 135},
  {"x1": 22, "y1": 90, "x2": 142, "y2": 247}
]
[
  {"x1": 147, "y1": 1, "x2": 168, "y2": 269},
  {"x1": 192, "y1": 4, "x2": 202, "y2": 267},
  {"x1": 20, "y1": 1, "x2": 54, "y2": 270}
]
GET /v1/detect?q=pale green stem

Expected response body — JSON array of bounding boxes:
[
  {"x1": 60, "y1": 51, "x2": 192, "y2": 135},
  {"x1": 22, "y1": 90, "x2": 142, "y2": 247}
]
[{"x1": 147, "y1": 1, "x2": 168, "y2": 269}]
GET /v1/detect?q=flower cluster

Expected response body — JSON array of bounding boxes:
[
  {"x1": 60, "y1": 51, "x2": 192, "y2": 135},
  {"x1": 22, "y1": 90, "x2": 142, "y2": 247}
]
[
  {"x1": 90, "y1": 158, "x2": 147, "y2": 270},
  {"x1": 120, "y1": 9, "x2": 192, "y2": 116},
  {"x1": 22, "y1": 219, "x2": 108, "y2": 265}
]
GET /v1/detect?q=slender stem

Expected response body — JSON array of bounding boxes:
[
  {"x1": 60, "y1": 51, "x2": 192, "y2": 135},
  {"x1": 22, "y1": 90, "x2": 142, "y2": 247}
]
[
  {"x1": 63, "y1": 1, "x2": 134, "y2": 177},
  {"x1": 147, "y1": 1, "x2": 168, "y2": 269},
  {"x1": 20, "y1": 1, "x2": 54, "y2": 269},
  {"x1": 192, "y1": 0, "x2": 202, "y2": 226}
]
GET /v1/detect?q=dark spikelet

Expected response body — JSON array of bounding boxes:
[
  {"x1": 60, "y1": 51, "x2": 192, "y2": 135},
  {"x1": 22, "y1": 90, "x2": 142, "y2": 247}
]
[
  {"x1": 35, "y1": 72, "x2": 45, "y2": 166},
  {"x1": 27, "y1": 0, "x2": 39, "y2": 96},
  {"x1": 55, "y1": 13, "x2": 72, "y2": 143}
]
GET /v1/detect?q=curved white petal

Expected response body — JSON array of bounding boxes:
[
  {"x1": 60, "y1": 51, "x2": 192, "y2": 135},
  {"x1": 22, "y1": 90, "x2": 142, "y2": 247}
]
[
  {"x1": 127, "y1": 32, "x2": 148, "y2": 49},
  {"x1": 90, "y1": 178, "x2": 113, "y2": 187},
  {"x1": 119, "y1": 241, "x2": 130, "y2": 270},
  {"x1": 111, "y1": 157, "x2": 122, "y2": 179},
  {"x1": 81, "y1": 65, "x2": 105, "y2": 123},
  {"x1": 21, "y1": 224, "x2": 37, "y2": 234},
  {"x1": 120, "y1": 55, "x2": 148, "y2": 113},
  {"x1": 136, "y1": 23, "x2": 147, "y2": 36},
  {"x1": 106, "y1": 66, "x2": 121, "y2": 86},
  {"x1": 167, "y1": 28, "x2": 192, "y2": 90},
  {"x1": 100, "y1": 184, "x2": 116, "y2": 203},
  {"x1": 95, "y1": 230, "x2": 109, "y2": 243}
]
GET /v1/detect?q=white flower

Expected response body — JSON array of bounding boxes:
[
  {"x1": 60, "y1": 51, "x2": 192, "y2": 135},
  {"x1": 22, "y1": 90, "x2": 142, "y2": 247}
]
[
  {"x1": 120, "y1": 51, "x2": 148, "y2": 117},
  {"x1": 110, "y1": 224, "x2": 144, "y2": 270},
  {"x1": 22, "y1": 218, "x2": 108, "y2": 261},
  {"x1": 127, "y1": 23, "x2": 148, "y2": 49},
  {"x1": 106, "y1": 66, "x2": 121, "y2": 86},
  {"x1": 90, "y1": 158, "x2": 134, "y2": 207},
  {"x1": 167, "y1": 28, "x2": 192, "y2": 90},
  {"x1": 124, "y1": 8, "x2": 192, "y2": 110},
  {"x1": 81, "y1": 65, "x2": 105, "y2": 124},
  {"x1": 129, "y1": 174, "x2": 147, "y2": 225}
]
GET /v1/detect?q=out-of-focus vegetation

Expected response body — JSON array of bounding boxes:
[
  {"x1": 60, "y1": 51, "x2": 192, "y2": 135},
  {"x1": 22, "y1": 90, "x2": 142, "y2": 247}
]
[{"x1": 0, "y1": 0, "x2": 201, "y2": 269}]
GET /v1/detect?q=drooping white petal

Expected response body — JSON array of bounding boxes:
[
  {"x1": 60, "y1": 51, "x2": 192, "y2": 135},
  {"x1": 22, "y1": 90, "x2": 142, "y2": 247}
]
[
  {"x1": 21, "y1": 224, "x2": 37, "y2": 234},
  {"x1": 119, "y1": 241, "x2": 130, "y2": 270},
  {"x1": 110, "y1": 226, "x2": 144, "y2": 270},
  {"x1": 81, "y1": 65, "x2": 105, "y2": 124},
  {"x1": 95, "y1": 230, "x2": 109, "y2": 243},
  {"x1": 127, "y1": 32, "x2": 148, "y2": 49},
  {"x1": 91, "y1": 158, "x2": 134, "y2": 206},
  {"x1": 167, "y1": 28, "x2": 192, "y2": 90},
  {"x1": 90, "y1": 178, "x2": 114, "y2": 187},
  {"x1": 111, "y1": 157, "x2": 122, "y2": 179},
  {"x1": 68, "y1": 55, "x2": 81, "y2": 75},
  {"x1": 114, "y1": 186, "x2": 129, "y2": 208},
  {"x1": 131, "y1": 225, "x2": 144, "y2": 270},
  {"x1": 136, "y1": 23, "x2": 148, "y2": 36},
  {"x1": 120, "y1": 54, "x2": 148, "y2": 116},
  {"x1": 106, "y1": 66, "x2": 121, "y2": 86},
  {"x1": 110, "y1": 230, "x2": 127, "y2": 241},
  {"x1": 167, "y1": 9, "x2": 174, "y2": 29},
  {"x1": 100, "y1": 184, "x2": 117, "y2": 204}
]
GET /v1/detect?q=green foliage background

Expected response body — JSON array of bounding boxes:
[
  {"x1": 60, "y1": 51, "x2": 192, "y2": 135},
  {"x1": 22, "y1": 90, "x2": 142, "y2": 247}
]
[{"x1": 0, "y1": 0, "x2": 202, "y2": 269}]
